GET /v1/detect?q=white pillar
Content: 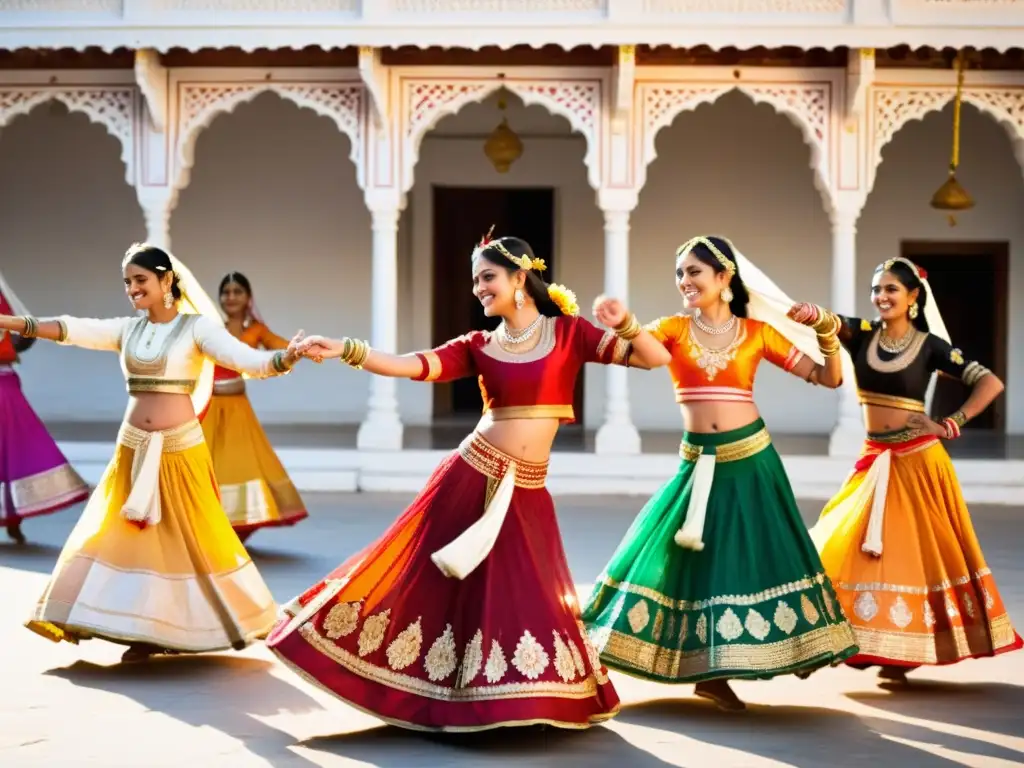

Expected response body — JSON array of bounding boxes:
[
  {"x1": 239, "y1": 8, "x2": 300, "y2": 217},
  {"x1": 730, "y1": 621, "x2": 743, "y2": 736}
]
[
  {"x1": 594, "y1": 192, "x2": 641, "y2": 456},
  {"x1": 357, "y1": 201, "x2": 404, "y2": 451},
  {"x1": 137, "y1": 188, "x2": 174, "y2": 251},
  {"x1": 828, "y1": 207, "x2": 866, "y2": 456}
]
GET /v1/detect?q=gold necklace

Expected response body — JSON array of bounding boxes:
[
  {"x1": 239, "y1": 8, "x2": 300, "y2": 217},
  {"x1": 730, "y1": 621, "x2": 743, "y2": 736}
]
[
  {"x1": 878, "y1": 326, "x2": 916, "y2": 354},
  {"x1": 688, "y1": 320, "x2": 745, "y2": 381}
]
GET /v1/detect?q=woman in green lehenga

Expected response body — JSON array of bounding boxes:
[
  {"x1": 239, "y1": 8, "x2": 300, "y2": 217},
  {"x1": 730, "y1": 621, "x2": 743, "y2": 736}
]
[{"x1": 582, "y1": 236, "x2": 859, "y2": 711}]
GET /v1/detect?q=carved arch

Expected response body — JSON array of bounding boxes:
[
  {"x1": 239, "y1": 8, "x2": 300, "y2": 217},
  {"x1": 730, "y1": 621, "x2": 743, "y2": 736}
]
[
  {"x1": 869, "y1": 87, "x2": 1024, "y2": 195},
  {"x1": 0, "y1": 87, "x2": 136, "y2": 185},
  {"x1": 399, "y1": 77, "x2": 602, "y2": 193},
  {"x1": 173, "y1": 82, "x2": 366, "y2": 195},
  {"x1": 636, "y1": 82, "x2": 834, "y2": 215}
]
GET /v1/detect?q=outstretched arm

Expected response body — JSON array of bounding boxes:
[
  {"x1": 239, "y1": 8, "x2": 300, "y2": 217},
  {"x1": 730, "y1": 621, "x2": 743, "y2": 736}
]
[
  {"x1": 297, "y1": 333, "x2": 478, "y2": 382},
  {"x1": 591, "y1": 297, "x2": 672, "y2": 370},
  {"x1": 194, "y1": 316, "x2": 301, "y2": 377},
  {"x1": 0, "y1": 314, "x2": 127, "y2": 351}
]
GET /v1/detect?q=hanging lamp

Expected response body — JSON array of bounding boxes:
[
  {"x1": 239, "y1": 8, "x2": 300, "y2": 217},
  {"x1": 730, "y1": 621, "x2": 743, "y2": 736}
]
[
  {"x1": 483, "y1": 92, "x2": 523, "y2": 174},
  {"x1": 930, "y1": 49, "x2": 974, "y2": 226}
]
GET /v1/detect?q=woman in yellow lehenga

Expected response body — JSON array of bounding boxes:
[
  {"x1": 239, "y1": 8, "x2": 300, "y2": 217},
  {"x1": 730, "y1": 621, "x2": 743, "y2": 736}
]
[
  {"x1": 201, "y1": 272, "x2": 307, "y2": 543},
  {"x1": 804, "y1": 256, "x2": 1022, "y2": 682},
  {"x1": 0, "y1": 243, "x2": 305, "y2": 663}
]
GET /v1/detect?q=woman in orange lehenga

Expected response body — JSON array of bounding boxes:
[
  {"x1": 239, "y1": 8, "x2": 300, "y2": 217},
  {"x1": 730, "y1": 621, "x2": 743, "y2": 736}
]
[
  {"x1": 267, "y1": 233, "x2": 671, "y2": 732},
  {"x1": 201, "y1": 272, "x2": 307, "y2": 543},
  {"x1": 806, "y1": 256, "x2": 1022, "y2": 682}
]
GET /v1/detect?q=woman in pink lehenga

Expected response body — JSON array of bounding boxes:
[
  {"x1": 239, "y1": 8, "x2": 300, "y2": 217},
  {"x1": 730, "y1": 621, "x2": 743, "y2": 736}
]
[{"x1": 0, "y1": 272, "x2": 89, "y2": 543}]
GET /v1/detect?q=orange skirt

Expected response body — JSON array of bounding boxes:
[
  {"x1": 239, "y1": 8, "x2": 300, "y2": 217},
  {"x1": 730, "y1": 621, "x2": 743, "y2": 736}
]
[{"x1": 810, "y1": 432, "x2": 1022, "y2": 667}]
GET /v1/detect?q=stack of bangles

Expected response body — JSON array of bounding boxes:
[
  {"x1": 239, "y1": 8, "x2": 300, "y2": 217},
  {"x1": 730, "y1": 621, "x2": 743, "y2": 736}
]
[
  {"x1": 809, "y1": 306, "x2": 841, "y2": 358},
  {"x1": 338, "y1": 337, "x2": 371, "y2": 369},
  {"x1": 614, "y1": 312, "x2": 643, "y2": 340},
  {"x1": 942, "y1": 410, "x2": 968, "y2": 440},
  {"x1": 19, "y1": 316, "x2": 39, "y2": 338}
]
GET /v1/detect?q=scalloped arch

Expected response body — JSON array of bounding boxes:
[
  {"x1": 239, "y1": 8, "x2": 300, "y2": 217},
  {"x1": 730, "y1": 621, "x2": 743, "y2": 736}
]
[
  {"x1": 639, "y1": 83, "x2": 834, "y2": 215},
  {"x1": 174, "y1": 83, "x2": 365, "y2": 195},
  {"x1": 869, "y1": 89, "x2": 1024, "y2": 197},
  {"x1": 0, "y1": 88, "x2": 135, "y2": 185},
  {"x1": 401, "y1": 78, "x2": 601, "y2": 193}
]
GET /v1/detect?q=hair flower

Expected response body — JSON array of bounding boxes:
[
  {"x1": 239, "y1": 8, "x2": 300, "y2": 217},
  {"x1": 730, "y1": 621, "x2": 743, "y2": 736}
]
[
  {"x1": 529, "y1": 257, "x2": 547, "y2": 273},
  {"x1": 547, "y1": 283, "x2": 579, "y2": 316},
  {"x1": 918, "y1": 267, "x2": 928, "y2": 280}
]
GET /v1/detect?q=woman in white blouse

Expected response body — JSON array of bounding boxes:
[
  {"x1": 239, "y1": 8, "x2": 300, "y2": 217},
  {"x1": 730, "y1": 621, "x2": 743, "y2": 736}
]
[{"x1": 0, "y1": 243, "x2": 304, "y2": 663}]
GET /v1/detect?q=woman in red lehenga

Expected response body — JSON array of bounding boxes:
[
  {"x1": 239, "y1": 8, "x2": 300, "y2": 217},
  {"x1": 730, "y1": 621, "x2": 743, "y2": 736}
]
[{"x1": 267, "y1": 234, "x2": 671, "y2": 732}]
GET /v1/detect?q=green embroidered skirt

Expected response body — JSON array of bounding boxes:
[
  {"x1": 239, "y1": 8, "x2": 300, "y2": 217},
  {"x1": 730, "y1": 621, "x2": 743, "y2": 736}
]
[{"x1": 581, "y1": 419, "x2": 858, "y2": 684}]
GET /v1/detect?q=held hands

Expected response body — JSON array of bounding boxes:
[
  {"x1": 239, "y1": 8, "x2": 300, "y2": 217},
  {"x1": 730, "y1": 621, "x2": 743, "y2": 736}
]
[
  {"x1": 788, "y1": 302, "x2": 820, "y2": 326},
  {"x1": 906, "y1": 413, "x2": 949, "y2": 439},
  {"x1": 295, "y1": 334, "x2": 345, "y2": 364},
  {"x1": 284, "y1": 330, "x2": 306, "y2": 366},
  {"x1": 593, "y1": 295, "x2": 628, "y2": 328}
]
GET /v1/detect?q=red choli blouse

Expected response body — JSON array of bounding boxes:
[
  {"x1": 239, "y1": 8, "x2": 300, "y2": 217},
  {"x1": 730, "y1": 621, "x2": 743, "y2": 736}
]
[
  {"x1": 413, "y1": 315, "x2": 631, "y2": 423},
  {"x1": 645, "y1": 314, "x2": 803, "y2": 404},
  {"x1": 0, "y1": 331, "x2": 16, "y2": 364}
]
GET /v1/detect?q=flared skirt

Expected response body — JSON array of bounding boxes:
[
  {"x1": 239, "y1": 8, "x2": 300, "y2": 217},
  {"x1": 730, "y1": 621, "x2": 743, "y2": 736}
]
[
  {"x1": 267, "y1": 433, "x2": 620, "y2": 732},
  {"x1": 26, "y1": 420, "x2": 277, "y2": 652},
  {"x1": 811, "y1": 433, "x2": 1022, "y2": 667},
  {"x1": 0, "y1": 369, "x2": 89, "y2": 523},
  {"x1": 582, "y1": 419, "x2": 859, "y2": 684},
  {"x1": 201, "y1": 390, "x2": 307, "y2": 534}
]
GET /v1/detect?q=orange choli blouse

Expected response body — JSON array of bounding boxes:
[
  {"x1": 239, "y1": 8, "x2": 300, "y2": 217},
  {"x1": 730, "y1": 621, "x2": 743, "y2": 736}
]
[
  {"x1": 412, "y1": 314, "x2": 631, "y2": 423},
  {"x1": 644, "y1": 314, "x2": 804, "y2": 404},
  {"x1": 213, "y1": 322, "x2": 289, "y2": 382}
]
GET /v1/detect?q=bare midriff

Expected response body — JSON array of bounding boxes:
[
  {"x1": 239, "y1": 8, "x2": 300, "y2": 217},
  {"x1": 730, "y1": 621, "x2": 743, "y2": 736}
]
[
  {"x1": 680, "y1": 400, "x2": 762, "y2": 434},
  {"x1": 862, "y1": 404, "x2": 916, "y2": 434},
  {"x1": 474, "y1": 415, "x2": 561, "y2": 464},
  {"x1": 124, "y1": 392, "x2": 198, "y2": 432}
]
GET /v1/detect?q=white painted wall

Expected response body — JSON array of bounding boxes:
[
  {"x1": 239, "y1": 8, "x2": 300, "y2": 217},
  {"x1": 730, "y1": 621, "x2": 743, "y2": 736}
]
[{"x1": 1, "y1": 91, "x2": 1020, "y2": 434}]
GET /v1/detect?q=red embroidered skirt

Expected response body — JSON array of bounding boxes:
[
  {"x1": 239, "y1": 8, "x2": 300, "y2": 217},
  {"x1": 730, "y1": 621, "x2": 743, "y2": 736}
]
[{"x1": 266, "y1": 433, "x2": 620, "y2": 732}]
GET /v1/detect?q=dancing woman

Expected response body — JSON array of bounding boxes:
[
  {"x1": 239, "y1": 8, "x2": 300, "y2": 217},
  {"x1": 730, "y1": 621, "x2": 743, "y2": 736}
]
[
  {"x1": 0, "y1": 243, "x2": 304, "y2": 663},
  {"x1": 201, "y1": 272, "x2": 307, "y2": 543},
  {"x1": 0, "y1": 272, "x2": 89, "y2": 543},
  {"x1": 805, "y1": 256, "x2": 1022, "y2": 681},
  {"x1": 581, "y1": 236, "x2": 859, "y2": 712},
  {"x1": 267, "y1": 234, "x2": 670, "y2": 732}
]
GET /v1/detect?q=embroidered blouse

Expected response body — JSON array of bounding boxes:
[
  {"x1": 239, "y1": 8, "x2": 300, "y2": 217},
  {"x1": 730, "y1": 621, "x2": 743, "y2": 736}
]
[
  {"x1": 411, "y1": 314, "x2": 630, "y2": 423},
  {"x1": 0, "y1": 330, "x2": 34, "y2": 366},
  {"x1": 839, "y1": 316, "x2": 991, "y2": 413},
  {"x1": 54, "y1": 313, "x2": 291, "y2": 397},
  {"x1": 213, "y1": 321, "x2": 290, "y2": 386},
  {"x1": 643, "y1": 314, "x2": 804, "y2": 404}
]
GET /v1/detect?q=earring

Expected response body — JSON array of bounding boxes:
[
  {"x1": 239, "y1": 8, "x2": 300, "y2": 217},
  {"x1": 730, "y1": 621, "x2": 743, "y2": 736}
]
[
  {"x1": 909, "y1": 302, "x2": 919, "y2": 320},
  {"x1": 163, "y1": 291, "x2": 174, "y2": 309},
  {"x1": 514, "y1": 288, "x2": 525, "y2": 310},
  {"x1": 720, "y1": 287, "x2": 734, "y2": 304}
]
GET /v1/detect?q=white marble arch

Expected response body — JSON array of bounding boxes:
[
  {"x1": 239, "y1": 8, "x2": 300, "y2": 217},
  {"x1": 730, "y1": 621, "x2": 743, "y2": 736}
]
[
  {"x1": 393, "y1": 67, "x2": 608, "y2": 193},
  {"x1": 168, "y1": 68, "x2": 367, "y2": 204},
  {"x1": 633, "y1": 67, "x2": 840, "y2": 216},
  {"x1": 868, "y1": 70, "x2": 1024, "y2": 197},
  {"x1": 0, "y1": 71, "x2": 138, "y2": 188}
]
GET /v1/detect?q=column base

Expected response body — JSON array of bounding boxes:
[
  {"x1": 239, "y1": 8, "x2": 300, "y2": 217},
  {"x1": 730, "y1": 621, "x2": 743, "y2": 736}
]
[
  {"x1": 594, "y1": 421, "x2": 642, "y2": 456},
  {"x1": 828, "y1": 418, "x2": 865, "y2": 458},
  {"x1": 357, "y1": 413, "x2": 404, "y2": 451}
]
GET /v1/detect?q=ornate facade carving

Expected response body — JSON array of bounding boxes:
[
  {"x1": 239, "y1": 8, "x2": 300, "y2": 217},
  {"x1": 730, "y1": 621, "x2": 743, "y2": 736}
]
[
  {"x1": 399, "y1": 75, "x2": 603, "y2": 191},
  {"x1": 149, "y1": 0, "x2": 355, "y2": 9},
  {"x1": 0, "y1": 87, "x2": 136, "y2": 184},
  {"x1": 173, "y1": 81, "x2": 365, "y2": 192},
  {"x1": 391, "y1": 0, "x2": 604, "y2": 9},
  {"x1": 643, "y1": 0, "x2": 845, "y2": 11},
  {"x1": 1, "y1": 0, "x2": 120, "y2": 9},
  {"x1": 636, "y1": 79, "x2": 833, "y2": 209}
]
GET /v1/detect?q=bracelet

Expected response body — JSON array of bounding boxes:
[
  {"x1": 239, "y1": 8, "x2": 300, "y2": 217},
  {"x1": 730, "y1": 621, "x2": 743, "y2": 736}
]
[
  {"x1": 338, "y1": 337, "x2": 371, "y2": 369},
  {"x1": 947, "y1": 410, "x2": 968, "y2": 429},
  {"x1": 942, "y1": 417, "x2": 962, "y2": 440},
  {"x1": 812, "y1": 309, "x2": 841, "y2": 337},
  {"x1": 271, "y1": 350, "x2": 294, "y2": 373},
  {"x1": 614, "y1": 312, "x2": 642, "y2": 341},
  {"x1": 19, "y1": 316, "x2": 38, "y2": 338},
  {"x1": 817, "y1": 334, "x2": 841, "y2": 358}
]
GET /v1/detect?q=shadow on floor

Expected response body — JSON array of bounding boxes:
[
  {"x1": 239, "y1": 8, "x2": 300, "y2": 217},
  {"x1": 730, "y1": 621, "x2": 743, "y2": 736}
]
[{"x1": 45, "y1": 655, "x2": 323, "y2": 766}]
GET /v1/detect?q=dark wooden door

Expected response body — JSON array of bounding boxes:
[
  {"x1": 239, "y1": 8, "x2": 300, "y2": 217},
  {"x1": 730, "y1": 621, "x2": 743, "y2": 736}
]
[{"x1": 432, "y1": 186, "x2": 573, "y2": 420}]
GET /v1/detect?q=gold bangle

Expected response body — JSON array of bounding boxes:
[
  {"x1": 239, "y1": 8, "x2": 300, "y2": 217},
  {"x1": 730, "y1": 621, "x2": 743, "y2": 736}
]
[
  {"x1": 812, "y1": 310, "x2": 840, "y2": 337},
  {"x1": 19, "y1": 316, "x2": 38, "y2": 338},
  {"x1": 947, "y1": 410, "x2": 968, "y2": 428},
  {"x1": 615, "y1": 312, "x2": 642, "y2": 341},
  {"x1": 337, "y1": 337, "x2": 371, "y2": 369}
]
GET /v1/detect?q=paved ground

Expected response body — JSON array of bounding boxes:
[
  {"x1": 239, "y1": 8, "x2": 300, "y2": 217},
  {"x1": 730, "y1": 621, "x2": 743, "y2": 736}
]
[{"x1": 2, "y1": 492, "x2": 1023, "y2": 768}]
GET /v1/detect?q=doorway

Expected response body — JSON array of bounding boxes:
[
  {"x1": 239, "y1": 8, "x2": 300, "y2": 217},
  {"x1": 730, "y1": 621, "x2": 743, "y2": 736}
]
[
  {"x1": 900, "y1": 241, "x2": 1008, "y2": 432},
  {"x1": 432, "y1": 186, "x2": 579, "y2": 421}
]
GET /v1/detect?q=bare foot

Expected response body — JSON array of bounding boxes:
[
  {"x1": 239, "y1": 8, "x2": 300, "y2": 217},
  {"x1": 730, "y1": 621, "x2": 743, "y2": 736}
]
[
  {"x1": 695, "y1": 680, "x2": 747, "y2": 712},
  {"x1": 121, "y1": 643, "x2": 161, "y2": 663},
  {"x1": 878, "y1": 666, "x2": 909, "y2": 684},
  {"x1": 6, "y1": 521, "x2": 25, "y2": 544}
]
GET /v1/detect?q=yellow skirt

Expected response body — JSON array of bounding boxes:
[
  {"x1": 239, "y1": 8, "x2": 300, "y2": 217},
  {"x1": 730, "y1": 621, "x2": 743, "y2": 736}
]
[
  {"x1": 810, "y1": 432, "x2": 1022, "y2": 667},
  {"x1": 26, "y1": 420, "x2": 278, "y2": 653},
  {"x1": 201, "y1": 388, "x2": 307, "y2": 534}
]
